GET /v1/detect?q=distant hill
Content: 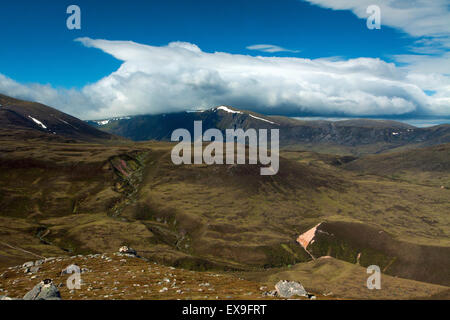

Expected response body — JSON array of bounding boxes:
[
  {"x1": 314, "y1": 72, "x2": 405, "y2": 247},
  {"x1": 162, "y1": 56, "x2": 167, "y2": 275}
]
[
  {"x1": 0, "y1": 94, "x2": 121, "y2": 142},
  {"x1": 345, "y1": 143, "x2": 450, "y2": 173},
  {"x1": 88, "y1": 106, "x2": 450, "y2": 155},
  {"x1": 343, "y1": 143, "x2": 450, "y2": 187}
]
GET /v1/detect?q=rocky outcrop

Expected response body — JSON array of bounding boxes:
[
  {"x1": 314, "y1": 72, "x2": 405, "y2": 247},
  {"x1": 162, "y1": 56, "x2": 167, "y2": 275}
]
[{"x1": 23, "y1": 279, "x2": 61, "y2": 300}]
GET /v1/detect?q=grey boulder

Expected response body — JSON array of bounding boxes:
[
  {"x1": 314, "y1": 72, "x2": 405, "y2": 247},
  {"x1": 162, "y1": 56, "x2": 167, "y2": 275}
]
[
  {"x1": 275, "y1": 280, "x2": 308, "y2": 298},
  {"x1": 23, "y1": 279, "x2": 61, "y2": 300}
]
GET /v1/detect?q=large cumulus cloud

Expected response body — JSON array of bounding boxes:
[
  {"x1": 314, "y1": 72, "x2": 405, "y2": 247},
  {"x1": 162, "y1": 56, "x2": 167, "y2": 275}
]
[{"x1": 0, "y1": 37, "x2": 449, "y2": 119}]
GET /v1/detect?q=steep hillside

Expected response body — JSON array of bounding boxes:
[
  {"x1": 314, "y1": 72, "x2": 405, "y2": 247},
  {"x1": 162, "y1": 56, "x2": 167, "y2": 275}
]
[
  {"x1": 298, "y1": 222, "x2": 450, "y2": 286},
  {"x1": 0, "y1": 94, "x2": 121, "y2": 142}
]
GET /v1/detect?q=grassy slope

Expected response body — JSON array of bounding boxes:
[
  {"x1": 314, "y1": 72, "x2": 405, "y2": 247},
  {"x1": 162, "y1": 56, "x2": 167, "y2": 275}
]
[
  {"x1": 243, "y1": 257, "x2": 450, "y2": 300},
  {"x1": 343, "y1": 143, "x2": 450, "y2": 188},
  {"x1": 0, "y1": 253, "x2": 287, "y2": 300},
  {"x1": 0, "y1": 137, "x2": 448, "y2": 296}
]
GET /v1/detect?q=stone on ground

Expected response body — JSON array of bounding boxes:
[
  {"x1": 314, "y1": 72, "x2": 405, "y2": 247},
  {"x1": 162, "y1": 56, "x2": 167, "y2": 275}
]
[
  {"x1": 23, "y1": 279, "x2": 61, "y2": 300},
  {"x1": 274, "y1": 280, "x2": 307, "y2": 298}
]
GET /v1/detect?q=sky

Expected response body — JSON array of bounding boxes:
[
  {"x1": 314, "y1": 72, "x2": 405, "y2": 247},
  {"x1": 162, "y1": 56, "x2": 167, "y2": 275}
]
[{"x1": 0, "y1": 0, "x2": 449, "y2": 121}]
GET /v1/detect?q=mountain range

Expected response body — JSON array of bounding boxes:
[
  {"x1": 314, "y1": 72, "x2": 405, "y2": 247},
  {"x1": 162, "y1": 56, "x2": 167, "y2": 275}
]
[{"x1": 88, "y1": 106, "x2": 450, "y2": 155}]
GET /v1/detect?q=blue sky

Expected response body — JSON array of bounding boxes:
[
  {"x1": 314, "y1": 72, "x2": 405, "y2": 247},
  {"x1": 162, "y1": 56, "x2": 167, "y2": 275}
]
[
  {"x1": 0, "y1": 0, "x2": 413, "y2": 87},
  {"x1": 0, "y1": 0, "x2": 449, "y2": 120}
]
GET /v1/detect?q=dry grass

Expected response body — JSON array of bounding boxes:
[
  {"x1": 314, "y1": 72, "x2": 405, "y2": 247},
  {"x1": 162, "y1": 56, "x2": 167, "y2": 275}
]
[
  {"x1": 0, "y1": 136, "x2": 448, "y2": 298},
  {"x1": 0, "y1": 253, "x2": 310, "y2": 300},
  {"x1": 242, "y1": 257, "x2": 450, "y2": 300}
]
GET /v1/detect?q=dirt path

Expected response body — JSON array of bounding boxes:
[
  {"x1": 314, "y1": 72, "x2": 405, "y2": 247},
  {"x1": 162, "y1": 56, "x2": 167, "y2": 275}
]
[{"x1": 0, "y1": 242, "x2": 46, "y2": 260}]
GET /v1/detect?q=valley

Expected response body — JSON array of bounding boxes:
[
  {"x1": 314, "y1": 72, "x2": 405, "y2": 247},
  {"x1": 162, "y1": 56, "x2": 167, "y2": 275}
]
[{"x1": 0, "y1": 95, "x2": 449, "y2": 300}]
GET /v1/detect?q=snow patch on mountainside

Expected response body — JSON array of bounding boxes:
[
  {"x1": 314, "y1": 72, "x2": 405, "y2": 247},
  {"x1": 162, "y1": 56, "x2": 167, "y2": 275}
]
[
  {"x1": 92, "y1": 117, "x2": 132, "y2": 126},
  {"x1": 28, "y1": 116, "x2": 47, "y2": 129},
  {"x1": 215, "y1": 106, "x2": 278, "y2": 125},
  {"x1": 215, "y1": 106, "x2": 242, "y2": 114},
  {"x1": 249, "y1": 114, "x2": 278, "y2": 125}
]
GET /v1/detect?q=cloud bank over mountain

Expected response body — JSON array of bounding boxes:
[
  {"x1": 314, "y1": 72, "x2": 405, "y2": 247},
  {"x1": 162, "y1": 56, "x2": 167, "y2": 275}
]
[{"x1": 0, "y1": 37, "x2": 448, "y2": 120}]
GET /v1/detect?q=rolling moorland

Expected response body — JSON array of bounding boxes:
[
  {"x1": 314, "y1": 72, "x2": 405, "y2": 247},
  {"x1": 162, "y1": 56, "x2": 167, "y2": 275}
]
[{"x1": 0, "y1": 94, "x2": 449, "y2": 299}]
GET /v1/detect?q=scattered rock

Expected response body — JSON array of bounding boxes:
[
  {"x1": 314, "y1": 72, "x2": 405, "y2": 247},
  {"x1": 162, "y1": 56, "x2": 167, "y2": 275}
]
[
  {"x1": 22, "y1": 261, "x2": 34, "y2": 268},
  {"x1": 274, "y1": 280, "x2": 308, "y2": 298},
  {"x1": 23, "y1": 279, "x2": 62, "y2": 300},
  {"x1": 262, "y1": 290, "x2": 278, "y2": 297},
  {"x1": 34, "y1": 260, "x2": 45, "y2": 266},
  {"x1": 119, "y1": 246, "x2": 137, "y2": 256},
  {"x1": 29, "y1": 266, "x2": 40, "y2": 274}
]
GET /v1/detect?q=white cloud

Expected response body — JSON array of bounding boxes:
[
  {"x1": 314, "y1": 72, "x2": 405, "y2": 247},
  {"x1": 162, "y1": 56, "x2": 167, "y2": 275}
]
[
  {"x1": 302, "y1": 0, "x2": 450, "y2": 45},
  {"x1": 0, "y1": 38, "x2": 448, "y2": 119},
  {"x1": 246, "y1": 44, "x2": 300, "y2": 53},
  {"x1": 0, "y1": 73, "x2": 94, "y2": 116},
  {"x1": 395, "y1": 52, "x2": 450, "y2": 75},
  {"x1": 302, "y1": 0, "x2": 450, "y2": 76}
]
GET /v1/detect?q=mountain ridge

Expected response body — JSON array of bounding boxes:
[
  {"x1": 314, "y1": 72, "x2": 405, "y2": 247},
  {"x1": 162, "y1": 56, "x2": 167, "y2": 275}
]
[
  {"x1": 87, "y1": 106, "x2": 450, "y2": 155},
  {"x1": 0, "y1": 94, "x2": 122, "y2": 143}
]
